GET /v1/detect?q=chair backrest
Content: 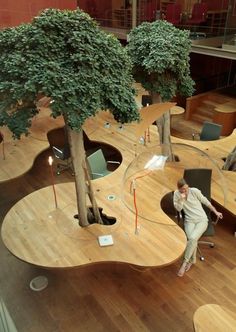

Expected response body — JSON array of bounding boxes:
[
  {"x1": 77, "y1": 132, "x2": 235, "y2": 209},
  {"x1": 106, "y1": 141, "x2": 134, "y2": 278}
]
[
  {"x1": 184, "y1": 168, "x2": 212, "y2": 201},
  {"x1": 183, "y1": 168, "x2": 214, "y2": 236},
  {"x1": 166, "y1": 3, "x2": 182, "y2": 24},
  {"x1": 52, "y1": 144, "x2": 70, "y2": 160},
  {"x1": 200, "y1": 121, "x2": 222, "y2": 141},
  {"x1": 191, "y1": 3, "x2": 208, "y2": 20},
  {"x1": 87, "y1": 149, "x2": 108, "y2": 178},
  {"x1": 141, "y1": 95, "x2": 152, "y2": 107}
]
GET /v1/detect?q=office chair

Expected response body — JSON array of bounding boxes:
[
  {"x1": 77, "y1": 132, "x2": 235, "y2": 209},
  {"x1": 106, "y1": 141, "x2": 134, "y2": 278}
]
[
  {"x1": 0, "y1": 131, "x2": 3, "y2": 143},
  {"x1": 165, "y1": 3, "x2": 182, "y2": 25},
  {"x1": 141, "y1": 95, "x2": 152, "y2": 107},
  {"x1": 186, "y1": 3, "x2": 208, "y2": 26},
  {"x1": 52, "y1": 144, "x2": 74, "y2": 175},
  {"x1": 192, "y1": 121, "x2": 222, "y2": 141},
  {"x1": 0, "y1": 131, "x2": 5, "y2": 159},
  {"x1": 87, "y1": 148, "x2": 120, "y2": 179},
  {"x1": 183, "y1": 168, "x2": 220, "y2": 261}
]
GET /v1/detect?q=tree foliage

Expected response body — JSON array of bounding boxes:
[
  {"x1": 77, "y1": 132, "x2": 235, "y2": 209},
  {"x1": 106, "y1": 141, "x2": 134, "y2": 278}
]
[
  {"x1": 127, "y1": 20, "x2": 195, "y2": 101},
  {"x1": 0, "y1": 8, "x2": 139, "y2": 139}
]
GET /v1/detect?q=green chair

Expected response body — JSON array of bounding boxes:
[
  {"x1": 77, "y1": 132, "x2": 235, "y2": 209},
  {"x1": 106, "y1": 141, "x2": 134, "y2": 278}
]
[
  {"x1": 192, "y1": 121, "x2": 222, "y2": 141},
  {"x1": 87, "y1": 149, "x2": 120, "y2": 179}
]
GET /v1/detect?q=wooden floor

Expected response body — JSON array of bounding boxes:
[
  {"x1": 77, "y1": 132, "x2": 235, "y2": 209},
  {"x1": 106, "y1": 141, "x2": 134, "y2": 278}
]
[{"x1": 1, "y1": 117, "x2": 236, "y2": 331}]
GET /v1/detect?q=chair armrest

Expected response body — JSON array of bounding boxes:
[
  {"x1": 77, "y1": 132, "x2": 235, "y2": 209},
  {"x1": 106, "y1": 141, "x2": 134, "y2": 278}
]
[
  {"x1": 192, "y1": 132, "x2": 200, "y2": 140},
  {"x1": 107, "y1": 161, "x2": 120, "y2": 164},
  {"x1": 91, "y1": 172, "x2": 105, "y2": 177},
  {"x1": 175, "y1": 210, "x2": 183, "y2": 224},
  {"x1": 212, "y1": 215, "x2": 220, "y2": 226}
]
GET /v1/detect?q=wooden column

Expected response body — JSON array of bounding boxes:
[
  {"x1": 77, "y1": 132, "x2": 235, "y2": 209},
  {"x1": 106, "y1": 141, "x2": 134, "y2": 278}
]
[{"x1": 132, "y1": 0, "x2": 137, "y2": 28}]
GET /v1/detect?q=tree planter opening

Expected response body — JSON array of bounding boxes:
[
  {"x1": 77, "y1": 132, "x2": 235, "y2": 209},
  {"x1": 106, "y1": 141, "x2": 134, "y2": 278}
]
[{"x1": 74, "y1": 207, "x2": 116, "y2": 225}]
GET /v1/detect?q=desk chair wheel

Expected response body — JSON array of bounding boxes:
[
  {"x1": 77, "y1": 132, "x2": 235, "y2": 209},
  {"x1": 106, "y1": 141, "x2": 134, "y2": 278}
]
[
  {"x1": 56, "y1": 167, "x2": 75, "y2": 176},
  {"x1": 56, "y1": 165, "x2": 62, "y2": 175}
]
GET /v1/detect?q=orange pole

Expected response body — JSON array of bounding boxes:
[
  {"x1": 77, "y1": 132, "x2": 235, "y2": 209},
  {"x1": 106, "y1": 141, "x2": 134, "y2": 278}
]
[{"x1": 49, "y1": 163, "x2": 58, "y2": 208}]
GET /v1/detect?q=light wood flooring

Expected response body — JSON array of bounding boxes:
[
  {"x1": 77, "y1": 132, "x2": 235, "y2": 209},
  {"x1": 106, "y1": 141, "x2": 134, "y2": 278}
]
[{"x1": 0, "y1": 117, "x2": 236, "y2": 332}]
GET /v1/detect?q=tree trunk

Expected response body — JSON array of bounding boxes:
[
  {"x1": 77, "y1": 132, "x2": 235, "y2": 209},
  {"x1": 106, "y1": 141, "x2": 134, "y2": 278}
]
[
  {"x1": 151, "y1": 92, "x2": 173, "y2": 160},
  {"x1": 84, "y1": 162, "x2": 103, "y2": 224},
  {"x1": 67, "y1": 127, "x2": 89, "y2": 227},
  {"x1": 222, "y1": 146, "x2": 236, "y2": 171},
  {"x1": 66, "y1": 125, "x2": 104, "y2": 227}
]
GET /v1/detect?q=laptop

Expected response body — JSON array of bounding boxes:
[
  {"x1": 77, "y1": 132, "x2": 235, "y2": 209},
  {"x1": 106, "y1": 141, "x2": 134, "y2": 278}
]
[{"x1": 98, "y1": 235, "x2": 114, "y2": 247}]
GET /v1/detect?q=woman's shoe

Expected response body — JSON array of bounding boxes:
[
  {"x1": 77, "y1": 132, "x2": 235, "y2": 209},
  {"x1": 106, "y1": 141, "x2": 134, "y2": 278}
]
[
  {"x1": 177, "y1": 262, "x2": 187, "y2": 277},
  {"x1": 185, "y1": 263, "x2": 192, "y2": 272}
]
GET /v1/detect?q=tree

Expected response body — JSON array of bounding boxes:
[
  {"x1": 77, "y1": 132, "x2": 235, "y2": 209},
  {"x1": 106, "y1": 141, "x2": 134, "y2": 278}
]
[
  {"x1": 127, "y1": 20, "x2": 194, "y2": 155},
  {"x1": 0, "y1": 8, "x2": 139, "y2": 226}
]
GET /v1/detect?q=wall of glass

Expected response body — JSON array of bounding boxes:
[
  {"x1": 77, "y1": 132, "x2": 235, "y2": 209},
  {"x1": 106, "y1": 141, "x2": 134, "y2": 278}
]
[
  {"x1": 77, "y1": 1, "x2": 236, "y2": 38},
  {"x1": 77, "y1": 0, "x2": 236, "y2": 94},
  {"x1": 223, "y1": 0, "x2": 236, "y2": 47}
]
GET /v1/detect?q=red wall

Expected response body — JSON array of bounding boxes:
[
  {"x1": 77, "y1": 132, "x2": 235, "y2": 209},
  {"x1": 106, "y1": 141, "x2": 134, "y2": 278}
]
[
  {"x1": 0, "y1": 0, "x2": 77, "y2": 28},
  {"x1": 77, "y1": 0, "x2": 111, "y2": 20}
]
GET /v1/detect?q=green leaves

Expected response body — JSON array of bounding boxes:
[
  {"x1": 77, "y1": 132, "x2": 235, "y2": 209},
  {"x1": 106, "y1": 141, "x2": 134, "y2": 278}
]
[
  {"x1": 0, "y1": 106, "x2": 38, "y2": 139},
  {"x1": 127, "y1": 20, "x2": 195, "y2": 101},
  {"x1": 0, "y1": 8, "x2": 139, "y2": 138}
]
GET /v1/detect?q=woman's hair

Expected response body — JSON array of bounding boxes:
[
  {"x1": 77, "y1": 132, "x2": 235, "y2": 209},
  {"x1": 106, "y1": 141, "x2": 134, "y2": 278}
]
[{"x1": 177, "y1": 178, "x2": 187, "y2": 189}]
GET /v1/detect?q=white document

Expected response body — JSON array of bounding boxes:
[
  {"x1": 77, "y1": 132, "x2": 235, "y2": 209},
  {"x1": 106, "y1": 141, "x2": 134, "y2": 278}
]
[
  {"x1": 144, "y1": 155, "x2": 168, "y2": 170},
  {"x1": 98, "y1": 235, "x2": 114, "y2": 247}
]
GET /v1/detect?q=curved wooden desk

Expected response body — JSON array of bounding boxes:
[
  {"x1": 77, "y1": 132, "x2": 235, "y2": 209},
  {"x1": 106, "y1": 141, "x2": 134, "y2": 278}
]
[
  {"x1": 1, "y1": 104, "x2": 187, "y2": 268},
  {"x1": 193, "y1": 304, "x2": 236, "y2": 332},
  {"x1": 2, "y1": 105, "x2": 235, "y2": 268},
  {"x1": 2, "y1": 182, "x2": 186, "y2": 268}
]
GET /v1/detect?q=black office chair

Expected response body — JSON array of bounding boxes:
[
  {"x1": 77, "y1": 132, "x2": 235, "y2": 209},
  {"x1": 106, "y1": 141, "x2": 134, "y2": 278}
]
[
  {"x1": 0, "y1": 131, "x2": 3, "y2": 143},
  {"x1": 141, "y1": 95, "x2": 152, "y2": 107},
  {"x1": 192, "y1": 121, "x2": 222, "y2": 141},
  {"x1": 160, "y1": 191, "x2": 179, "y2": 223},
  {"x1": 183, "y1": 168, "x2": 219, "y2": 261},
  {"x1": 52, "y1": 144, "x2": 74, "y2": 175},
  {"x1": 0, "y1": 131, "x2": 5, "y2": 159}
]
